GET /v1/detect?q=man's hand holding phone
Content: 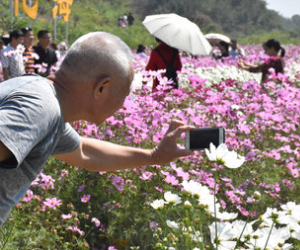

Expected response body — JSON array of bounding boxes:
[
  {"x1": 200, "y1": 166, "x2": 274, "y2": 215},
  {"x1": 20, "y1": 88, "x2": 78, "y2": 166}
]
[{"x1": 150, "y1": 120, "x2": 195, "y2": 165}]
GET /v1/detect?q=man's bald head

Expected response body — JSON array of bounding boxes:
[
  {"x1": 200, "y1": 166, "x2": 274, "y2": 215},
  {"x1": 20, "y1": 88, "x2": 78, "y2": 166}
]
[{"x1": 60, "y1": 32, "x2": 133, "y2": 85}]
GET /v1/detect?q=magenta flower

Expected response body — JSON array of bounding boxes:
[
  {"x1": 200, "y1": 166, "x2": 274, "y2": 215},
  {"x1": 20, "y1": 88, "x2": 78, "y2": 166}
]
[
  {"x1": 66, "y1": 225, "x2": 84, "y2": 236},
  {"x1": 111, "y1": 176, "x2": 125, "y2": 192},
  {"x1": 91, "y1": 217, "x2": 101, "y2": 227},
  {"x1": 77, "y1": 184, "x2": 86, "y2": 193},
  {"x1": 43, "y1": 197, "x2": 62, "y2": 209},
  {"x1": 61, "y1": 214, "x2": 72, "y2": 219},
  {"x1": 22, "y1": 189, "x2": 34, "y2": 202},
  {"x1": 81, "y1": 194, "x2": 91, "y2": 203}
]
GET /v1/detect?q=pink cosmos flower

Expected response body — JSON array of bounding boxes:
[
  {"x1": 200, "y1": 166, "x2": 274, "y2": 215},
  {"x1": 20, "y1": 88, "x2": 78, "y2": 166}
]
[
  {"x1": 23, "y1": 189, "x2": 34, "y2": 202},
  {"x1": 81, "y1": 194, "x2": 91, "y2": 203},
  {"x1": 61, "y1": 214, "x2": 72, "y2": 219},
  {"x1": 139, "y1": 171, "x2": 153, "y2": 181},
  {"x1": 91, "y1": 217, "x2": 101, "y2": 227},
  {"x1": 66, "y1": 225, "x2": 84, "y2": 235},
  {"x1": 40, "y1": 173, "x2": 55, "y2": 190},
  {"x1": 78, "y1": 184, "x2": 85, "y2": 192},
  {"x1": 111, "y1": 176, "x2": 125, "y2": 192},
  {"x1": 43, "y1": 197, "x2": 62, "y2": 209}
]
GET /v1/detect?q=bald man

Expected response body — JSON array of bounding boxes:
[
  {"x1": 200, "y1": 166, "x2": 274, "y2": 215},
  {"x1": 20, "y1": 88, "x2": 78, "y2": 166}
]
[{"x1": 0, "y1": 32, "x2": 194, "y2": 227}]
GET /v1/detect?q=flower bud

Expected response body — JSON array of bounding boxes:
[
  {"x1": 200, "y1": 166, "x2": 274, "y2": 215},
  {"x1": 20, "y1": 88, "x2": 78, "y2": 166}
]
[
  {"x1": 253, "y1": 191, "x2": 261, "y2": 200},
  {"x1": 184, "y1": 200, "x2": 192, "y2": 209}
]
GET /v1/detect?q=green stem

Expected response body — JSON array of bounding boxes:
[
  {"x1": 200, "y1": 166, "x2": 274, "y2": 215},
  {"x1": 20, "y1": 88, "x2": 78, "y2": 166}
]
[
  {"x1": 234, "y1": 203, "x2": 256, "y2": 249},
  {"x1": 263, "y1": 222, "x2": 274, "y2": 250},
  {"x1": 0, "y1": 222, "x2": 15, "y2": 250},
  {"x1": 185, "y1": 209, "x2": 192, "y2": 249},
  {"x1": 214, "y1": 177, "x2": 218, "y2": 250},
  {"x1": 199, "y1": 209, "x2": 205, "y2": 250}
]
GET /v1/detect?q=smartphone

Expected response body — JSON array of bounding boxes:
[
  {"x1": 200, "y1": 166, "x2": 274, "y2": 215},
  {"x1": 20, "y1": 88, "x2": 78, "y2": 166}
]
[{"x1": 185, "y1": 127, "x2": 225, "y2": 150}]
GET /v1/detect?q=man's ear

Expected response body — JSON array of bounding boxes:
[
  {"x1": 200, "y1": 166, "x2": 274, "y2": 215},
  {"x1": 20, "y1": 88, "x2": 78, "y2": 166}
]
[{"x1": 94, "y1": 77, "x2": 111, "y2": 99}]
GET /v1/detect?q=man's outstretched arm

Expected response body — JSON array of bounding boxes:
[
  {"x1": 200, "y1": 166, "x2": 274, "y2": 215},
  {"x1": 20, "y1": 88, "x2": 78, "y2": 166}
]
[{"x1": 54, "y1": 120, "x2": 194, "y2": 172}]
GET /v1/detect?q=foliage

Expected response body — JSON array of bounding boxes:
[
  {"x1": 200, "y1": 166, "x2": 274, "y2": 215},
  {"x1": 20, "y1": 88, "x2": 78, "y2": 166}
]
[
  {"x1": 131, "y1": 0, "x2": 300, "y2": 45},
  {"x1": 1, "y1": 0, "x2": 300, "y2": 49}
]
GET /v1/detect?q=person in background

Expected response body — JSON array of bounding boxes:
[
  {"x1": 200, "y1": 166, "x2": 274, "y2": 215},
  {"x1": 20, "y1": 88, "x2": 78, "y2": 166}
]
[
  {"x1": 50, "y1": 42, "x2": 61, "y2": 59},
  {"x1": 0, "y1": 39, "x2": 4, "y2": 73},
  {"x1": 21, "y1": 27, "x2": 35, "y2": 74},
  {"x1": 33, "y1": 30, "x2": 58, "y2": 76},
  {"x1": 213, "y1": 41, "x2": 229, "y2": 59},
  {"x1": 0, "y1": 29, "x2": 25, "y2": 80},
  {"x1": 58, "y1": 41, "x2": 68, "y2": 58},
  {"x1": 0, "y1": 31, "x2": 194, "y2": 227},
  {"x1": 118, "y1": 16, "x2": 126, "y2": 28},
  {"x1": 136, "y1": 44, "x2": 147, "y2": 58},
  {"x1": 0, "y1": 39, "x2": 5, "y2": 55},
  {"x1": 127, "y1": 12, "x2": 135, "y2": 26},
  {"x1": 229, "y1": 39, "x2": 245, "y2": 60},
  {"x1": 238, "y1": 39, "x2": 285, "y2": 83},
  {"x1": 145, "y1": 38, "x2": 182, "y2": 92}
]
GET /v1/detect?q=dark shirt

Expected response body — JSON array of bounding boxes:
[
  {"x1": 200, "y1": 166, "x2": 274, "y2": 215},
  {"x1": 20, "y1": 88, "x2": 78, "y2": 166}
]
[
  {"x1": 250, "y1": 56, "x2": 285, "y2": 82},
  {"x1": 145, "y1": 43, "x2": 182, "y2": 92},
  {"x1": 33, "y1": 44, "x2": 58, "y2": 76}
]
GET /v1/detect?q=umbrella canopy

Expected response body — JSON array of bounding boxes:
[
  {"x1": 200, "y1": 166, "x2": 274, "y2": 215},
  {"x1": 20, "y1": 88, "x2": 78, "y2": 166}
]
[
  {"x1": 142, "y1": 13, "x2": 212, "y2": 56},
  {"x1": 204, "y1": 33, "x2": 231, "y2": 46}
]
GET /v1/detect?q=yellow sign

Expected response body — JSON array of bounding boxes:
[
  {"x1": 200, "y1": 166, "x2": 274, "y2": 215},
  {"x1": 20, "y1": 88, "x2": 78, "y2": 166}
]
[
  {"x1": 52, "y1": 0, "x2": 73, "y2": 22},
  {"x1": 14, "y1": 0, "x2": 73, "y2": 22}
]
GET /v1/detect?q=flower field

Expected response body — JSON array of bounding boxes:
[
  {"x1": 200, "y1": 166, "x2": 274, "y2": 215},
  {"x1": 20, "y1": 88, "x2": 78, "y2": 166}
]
[{"x1": 1, "y1": 45, "x2": 300, "y2": 250}]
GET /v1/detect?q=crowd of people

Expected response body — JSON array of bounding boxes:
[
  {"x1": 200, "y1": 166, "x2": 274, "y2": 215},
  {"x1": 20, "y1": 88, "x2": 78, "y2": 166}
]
[
  {"x1": 117, "y1": 12, "x2": 135, "y2": 28},
  {"x1": 0, "y1": 28, "x2": 67, "y2": 80},
  {"x1": 0, "y1": 27, "x2": 285, "y2": 91},
  {"x1": 143, "y1": 36, "x2": 285, "y2": 92}
]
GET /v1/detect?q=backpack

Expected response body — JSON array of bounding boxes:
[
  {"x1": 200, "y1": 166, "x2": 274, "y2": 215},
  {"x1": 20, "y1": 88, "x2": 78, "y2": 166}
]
[{"x1": 155, "y1": 48, "x2": 178, "y2": 88}]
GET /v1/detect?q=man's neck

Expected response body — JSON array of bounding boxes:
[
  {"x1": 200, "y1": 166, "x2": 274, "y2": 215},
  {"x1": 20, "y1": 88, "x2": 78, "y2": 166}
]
[
  {"x1": 24, "y1": 44, "x2": 32, "y2": 50},
  {"x1": 38, "y1": 43, "x2": 48, "y2": 51},
  {"x1": 10, "y1": 42, "x2": 19, "y2": 49},
  {"x1": 48, "y1": 72, "x2": 82, "y2": 123}
]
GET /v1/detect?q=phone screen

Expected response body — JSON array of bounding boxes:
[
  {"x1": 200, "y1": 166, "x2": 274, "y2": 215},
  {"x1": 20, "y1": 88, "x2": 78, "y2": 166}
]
[{"x1": 187, "y1": 128, "x2": 225, "y2": 150}]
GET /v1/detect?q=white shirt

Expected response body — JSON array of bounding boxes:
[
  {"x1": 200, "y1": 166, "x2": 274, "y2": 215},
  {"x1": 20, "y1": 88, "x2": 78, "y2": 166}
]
[{"x1": 0, "y1": 44, "x2": 25, "y2": 78}]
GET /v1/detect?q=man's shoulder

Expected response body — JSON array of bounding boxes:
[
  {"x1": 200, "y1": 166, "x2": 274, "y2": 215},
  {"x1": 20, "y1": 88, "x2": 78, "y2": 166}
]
[
  {"x1": 2, "y1": 45, "x2": 13, "y2": 51},
  {"x1": 33, "y1": 45, "x2": 43, "y2": 54},
  {"x1": 1, "y1": 76, "x2": 54, "y2": 98},
  {"x1": 1, "y1": 45, "x2": 13, "y2": 56}
]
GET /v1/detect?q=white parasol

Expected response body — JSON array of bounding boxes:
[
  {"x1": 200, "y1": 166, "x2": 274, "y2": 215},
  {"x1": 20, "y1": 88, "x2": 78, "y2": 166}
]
[
  {"x1": 204, "y1": 33, "x2": 231, "y2": 45},
  {"x1": 142, "y1": 13, "x2": 212, "y2": 56}
]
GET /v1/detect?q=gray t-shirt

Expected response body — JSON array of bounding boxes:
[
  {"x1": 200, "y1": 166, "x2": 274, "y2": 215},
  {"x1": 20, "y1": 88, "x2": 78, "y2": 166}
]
[{"x1": 0, "y1": 75, "x2": 81, "y2": 226}]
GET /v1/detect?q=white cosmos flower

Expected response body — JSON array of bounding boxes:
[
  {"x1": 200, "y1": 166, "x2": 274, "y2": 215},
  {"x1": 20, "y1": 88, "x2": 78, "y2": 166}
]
[
  {"x1": 246, "y1": 226, "x2": 291, "y2": 249},
  {"x1": 182, "y1": 180, "x2": 211, "y2": 198},
  {"x1": 260, "y1": 207, "x2": 287, "y2": 227},
  {"x1": 166, "y1": 220, "x2": 179, "y2": 229},
  {"x1": 205, "y1": 143, "x2": 245, "y2": 169},
  {"x1": 209, "y1": 221, "x2": 238, "y2": 250},
  {"x1": 231, "y1": 220, "x2": 255, "y2": 242},
  {"x1": 215, "y1": 211, "x2": 238, "y2": 221},
  {"x1": 231, "y1": 104, "x2": 240, "y2": 110},
  {"x1": 164, "y1": 191, "x2": 182, "y2": 205},
  {"x1": 150, "y1": 199, "x2": 165, "y2": 210}
]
